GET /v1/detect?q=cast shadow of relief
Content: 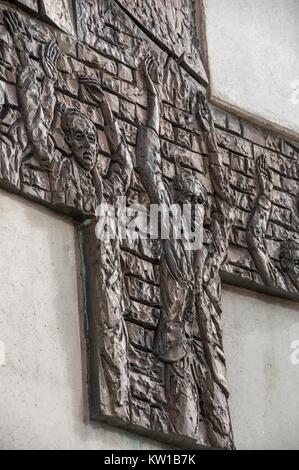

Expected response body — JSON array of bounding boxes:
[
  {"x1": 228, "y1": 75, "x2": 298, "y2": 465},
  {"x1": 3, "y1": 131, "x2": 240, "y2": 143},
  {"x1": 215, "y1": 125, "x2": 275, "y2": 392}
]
[{"x1": 0, "y1": 3, "x2": 298, "y2": 451}]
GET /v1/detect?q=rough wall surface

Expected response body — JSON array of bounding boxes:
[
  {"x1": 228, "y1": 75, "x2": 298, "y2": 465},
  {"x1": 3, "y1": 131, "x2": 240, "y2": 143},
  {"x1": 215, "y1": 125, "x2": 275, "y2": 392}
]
[
  {"x1": 0, "y1": 0, "x2": 298, "y2": 450},
  {"x1": 211, "y1": 105, "x2": 299, "y2": 300}
]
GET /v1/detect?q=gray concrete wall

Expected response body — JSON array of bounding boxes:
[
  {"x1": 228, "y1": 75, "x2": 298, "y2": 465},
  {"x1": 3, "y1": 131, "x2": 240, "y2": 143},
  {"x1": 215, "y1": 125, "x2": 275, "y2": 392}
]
[
  {"x1": 203, "y1": 0, "x2": 299, "y2": 139},
  {"x1": 222, "y1": 285, "x2": 299, "y2": 450},
  {"x1": 0, "y1": 189, "x2": 170, "y2": 450}
]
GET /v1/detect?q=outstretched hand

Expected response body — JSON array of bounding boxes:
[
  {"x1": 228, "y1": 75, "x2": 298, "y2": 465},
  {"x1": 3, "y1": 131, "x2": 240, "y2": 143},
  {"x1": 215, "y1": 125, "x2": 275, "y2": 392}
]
[
  {"x1": 41, "y1": 40, "x2": 59, "y2": 81},
  {"x1": 79, "y1": 75, "x2": 113, "y2": 125},
  {"x1": 79, "y1": 76, "x2": 107, "y2": 103},
  {"x1": 4, "y1": 10, "x2": 30, "y2": 53},
  {"x1": 142, "y1": 56, "x2": 158, "y2": 96},
  {"x1": 256, "y1": 154, "x2": 273, "y2": 196}
]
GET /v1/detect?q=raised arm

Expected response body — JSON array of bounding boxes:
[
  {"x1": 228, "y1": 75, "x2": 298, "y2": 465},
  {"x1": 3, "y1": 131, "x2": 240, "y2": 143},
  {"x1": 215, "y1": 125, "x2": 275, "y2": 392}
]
[
  {"x1": 195, "y1": 95, "x2": 236, "y2": 421},
  {"x1": 197, "y1": 92, "x2": 235, "y2": 287},
  {"x1": 5, "y1": 11, "x2": 59, "y2": 170},
  {"x1": 136, "y1": 56, "x2": 190, "y2": 283},
  {"x1": 4, "y1": 10, "x2": 31, "y2": 69},
  {"x1": 197, "y1": 91, "x2": 219, "y2": 154},
  {"x1": 136, "y1": 56, "x2": 170, "y2": 206},
  {"x1": 79, "y1": 76, "x2": 121, "y2": 151},
  {"x1": 79, "y1": 77, "x2": 133, "y2": 195},
  {"x1": 246, "y1": 155, "x2": 278, "y2": 287},
  {"x1": 143, "y1": 56, "x2": 160, "y2": 134}
]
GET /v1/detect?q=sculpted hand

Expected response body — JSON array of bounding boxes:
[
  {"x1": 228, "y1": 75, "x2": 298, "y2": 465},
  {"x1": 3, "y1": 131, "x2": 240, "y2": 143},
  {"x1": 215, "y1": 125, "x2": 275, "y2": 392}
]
[
  {"x1": 41, "y1": 40, "x2": 60, "y2": 82},
  {"x1": 4, "y1": 10, "x2": 30, "y2": 53},
  {"x1": 79, "y1": 76, "x2": 113, "y2": 124},
  {"x1": 256, "y1": 154, "x2": 273, "y2": 196},
  {"x1": 142, "y1": 56, "x2": 158, "y2": 97},
  {"x1": 79, "y1": 76, "x2": 106, "y2": 103}
]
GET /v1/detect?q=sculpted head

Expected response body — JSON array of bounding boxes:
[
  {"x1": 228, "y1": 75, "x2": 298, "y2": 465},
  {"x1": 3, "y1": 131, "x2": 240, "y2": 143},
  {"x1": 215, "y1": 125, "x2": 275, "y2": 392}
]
[
  {"x1": 172, "y1": 174, "x2": 207, "y2": 205},
  {"x1": 280, "y1": 239, "x2": 299, "y2": 289},
  {"x1": 61, "y1": 109, "x2": 98, "y2": 171}
]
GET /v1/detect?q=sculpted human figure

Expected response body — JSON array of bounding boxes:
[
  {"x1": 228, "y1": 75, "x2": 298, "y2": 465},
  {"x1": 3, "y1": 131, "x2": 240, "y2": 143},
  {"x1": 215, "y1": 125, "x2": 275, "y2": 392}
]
[
  {"x1": 56, "y1": 77, "x2": 134, "y2": 417},
  {"x1": 136, "y1": 57, "x2": 202, "y2": 439},
  {"x1": 3, "y1": 11, "x2": 132, "y2": 212},
  {"x1": 4, "y1": 10, "x2": 133, "y2": 420},
  {"x1": 1, "y1": 11, "x2": 54, "y2": 191},
  {"x1": 136, "y1": 57, "x2": 235, "y2": 448},
  {"x1": 194, "y1": 93, "x2": 235, "y2": 449},
  {"x1": 156, "y1": 173, "x2": 208, "y2": 442},
  {"x1": 2, "y1": 10, "x2": 63, "y2": 201},
  {"x1": 246, "y1": 155, "x2": 299, "y2": 293},
  {"x1": 78, "y1": 76, "x2": 133, "y2": 420}
]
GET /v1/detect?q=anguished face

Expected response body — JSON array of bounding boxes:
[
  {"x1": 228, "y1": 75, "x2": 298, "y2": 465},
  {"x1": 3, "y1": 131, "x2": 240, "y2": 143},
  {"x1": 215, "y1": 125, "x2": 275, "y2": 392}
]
[{"x1": 65, "y1": 115, "x2": 98, "y2": 171}]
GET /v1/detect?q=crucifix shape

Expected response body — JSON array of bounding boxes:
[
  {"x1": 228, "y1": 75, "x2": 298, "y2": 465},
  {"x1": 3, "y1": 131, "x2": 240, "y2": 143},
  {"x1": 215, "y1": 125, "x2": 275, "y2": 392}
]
[{"x1": 1, "y1": 1, "x2": 298, "y2": 450}]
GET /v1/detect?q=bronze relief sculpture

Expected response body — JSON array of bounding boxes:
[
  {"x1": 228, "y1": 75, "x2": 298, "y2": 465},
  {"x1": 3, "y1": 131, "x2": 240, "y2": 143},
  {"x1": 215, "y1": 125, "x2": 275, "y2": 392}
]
[
  {"x1": 0, "y1": 0, "x2": 298, "y2": 449},
  {"x1": 247, "y1": 155, "x2": 299, "y2": 293},
  {"x1": 136, "y1": 57, "x2": 234, "y2": 448}
]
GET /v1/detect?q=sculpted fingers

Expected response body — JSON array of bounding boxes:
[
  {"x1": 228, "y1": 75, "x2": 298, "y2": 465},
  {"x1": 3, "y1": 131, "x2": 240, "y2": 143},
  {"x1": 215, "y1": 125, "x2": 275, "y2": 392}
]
[
  {"x1": 79, "y1": 76, "x2": 101, "y2": 88},
  {"x1": 41, "y1": 40, "x2": 59, "y2": 80},
  {"x1": 4, "y1": 11, "x2": 19, "y2": 35},
  {"x1": 48, "y1": 40, "x2": 56, "y2": 61}
]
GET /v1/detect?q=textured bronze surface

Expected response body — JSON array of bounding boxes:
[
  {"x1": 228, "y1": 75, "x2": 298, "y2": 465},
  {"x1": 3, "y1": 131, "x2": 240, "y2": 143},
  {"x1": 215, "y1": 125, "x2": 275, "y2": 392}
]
[{"x1": 0, "y1": 0, "x2": 298, "y2": 450}]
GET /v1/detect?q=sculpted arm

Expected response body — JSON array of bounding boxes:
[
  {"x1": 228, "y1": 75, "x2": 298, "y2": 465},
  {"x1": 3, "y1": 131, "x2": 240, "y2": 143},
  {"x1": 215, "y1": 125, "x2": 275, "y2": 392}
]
[
  {"x1": 197, "y1": 92, "x2": 235, "y2": 286},
  {"x1": 79, "y1": 77, "x2": 133, "y2": 195},
  {"x1": 136, "y1": 57, "x2": 190, "y2": 282},
  {"x1": 5, "y1": 11, "x2": 59, "y2": 170},
  {"x1": 246, "y1": 155, "x2": 278, "y2": 287},
  {"x1": 194, "y1": 95, "x2": 236, "y2": 427},
  {"x1": 143, "y1": 57, "x2": 160, "y2": 134},
  {"x1": 136, "y1": 56, "x2": 170, "y2": 206}
]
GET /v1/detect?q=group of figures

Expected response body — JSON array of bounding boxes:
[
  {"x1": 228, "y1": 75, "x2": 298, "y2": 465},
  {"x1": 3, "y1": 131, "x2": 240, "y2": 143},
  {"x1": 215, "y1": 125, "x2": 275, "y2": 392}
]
[
  {"x1": 247, "y1": 155, "x2": 299, "y2": 293},
  {"x1": 1, "y1": 3, "x2": 299, "y2": 450},
  {"x1": 1, "y1": 10, "x2": 132, "y2": 215}
]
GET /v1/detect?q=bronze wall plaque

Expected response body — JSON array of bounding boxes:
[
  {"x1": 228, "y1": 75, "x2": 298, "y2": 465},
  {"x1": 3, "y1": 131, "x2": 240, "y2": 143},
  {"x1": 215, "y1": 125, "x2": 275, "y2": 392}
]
[{"x1": 0, "y1": 0, "x2": 298, "y2": 449}]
